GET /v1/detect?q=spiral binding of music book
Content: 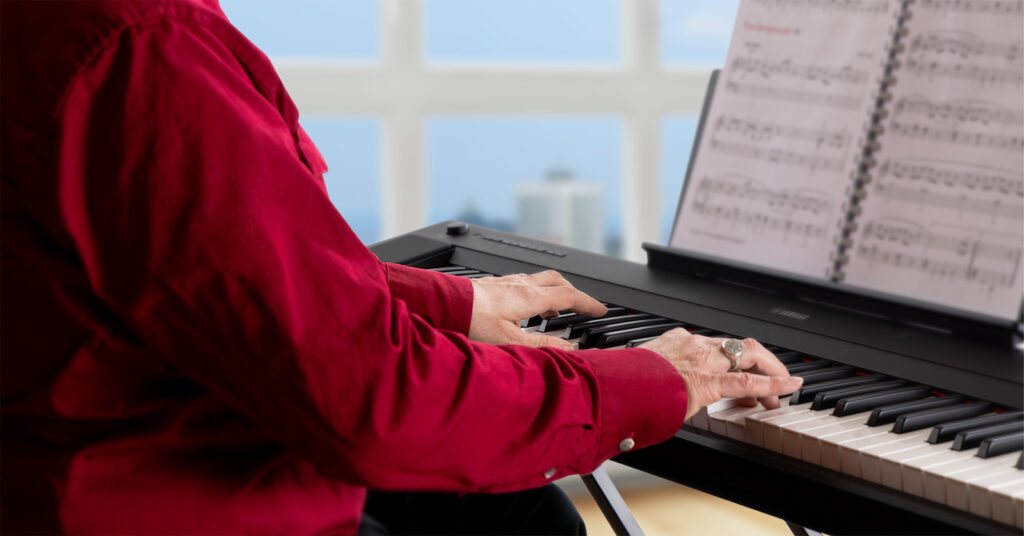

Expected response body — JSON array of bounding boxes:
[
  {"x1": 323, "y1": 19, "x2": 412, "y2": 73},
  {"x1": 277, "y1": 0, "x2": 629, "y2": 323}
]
[{"x1": 830, "y1": 0, "x2": 915, "y2": 284}]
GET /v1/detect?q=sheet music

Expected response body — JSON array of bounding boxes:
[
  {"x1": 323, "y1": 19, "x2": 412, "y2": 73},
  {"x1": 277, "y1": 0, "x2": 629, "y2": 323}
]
[
  {"x1": 843, "y1": 0, "x2": 1024, "y2": 320},
  {"x1": 671, "y1": 0, "x2": 904, "y2": 278}
]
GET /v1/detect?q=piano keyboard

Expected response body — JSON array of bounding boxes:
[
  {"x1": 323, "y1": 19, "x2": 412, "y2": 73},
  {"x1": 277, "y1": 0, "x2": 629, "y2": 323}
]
[{"x1": 431, "y1": 265, "x2": 1024, "y2": 530}]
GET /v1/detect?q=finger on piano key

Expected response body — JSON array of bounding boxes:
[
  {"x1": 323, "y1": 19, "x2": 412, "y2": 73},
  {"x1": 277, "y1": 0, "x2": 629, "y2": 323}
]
[
  {"x1": 978, "y1": 431, "x2": 1024, "y2": 458},
  {"x1": 929, "y1": 411, "x2": 1024, "y2": 444},
  {"x1": 986, "y1": 479, "x2": 1024, "y2": 527},
  {"x1": 789, "y1": 374, "x2": 886, "y2": 404},
  {"x1": 953, "y1": 420, "x2": 1024, "y2": 451},
  {"x1": 868, "y1": 394, "x2": 966, "y2": 426},
  {"x1": 892, "y1": 402, "x2": 993, "y2": 433},
  {"x1": 563, "y1": 313, "x2": 652, "y2": 339}
]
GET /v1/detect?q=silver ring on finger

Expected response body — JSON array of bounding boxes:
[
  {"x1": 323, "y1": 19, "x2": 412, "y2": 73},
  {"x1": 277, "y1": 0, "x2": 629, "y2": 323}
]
[{"x1": 720, "y1": 339, "x2": 743, "y2": 372}]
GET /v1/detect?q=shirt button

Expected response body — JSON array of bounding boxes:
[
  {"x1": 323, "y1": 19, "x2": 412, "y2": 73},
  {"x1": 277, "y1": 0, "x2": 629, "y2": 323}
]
[
  {"x1": 543, "y1": 468, "x2": 557, "y2": 479},
  {"x1": 618, "y1": 438, "x2": 636, "y2": 452}
]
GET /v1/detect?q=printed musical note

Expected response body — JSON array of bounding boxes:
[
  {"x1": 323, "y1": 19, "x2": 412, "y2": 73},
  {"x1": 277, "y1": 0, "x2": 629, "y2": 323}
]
[
  {"x1": 893, "y1": 96, "x2": 1023, "y2": 126},
  {"x1": 908, "y1": 32, "x2": 1023, "y2": 64},
  {"x1": 730, "y1": 56, "x2": 871, "y2": 87},
  {"x1": 878, "y1": 160, "x2": 1023, "y2": 197},
  {"x1": 724, "y1": 81, "x2": 864, "y2": 110},
  {"x1": 903, "y1": 57, "x2": 1024, "y2": 87},
  {"x1": 714, "y1": 114, "x2": 854, "y2": 150},
  {"x1": 888, "y1": 120, "x2": 1024, "y2": 151}
]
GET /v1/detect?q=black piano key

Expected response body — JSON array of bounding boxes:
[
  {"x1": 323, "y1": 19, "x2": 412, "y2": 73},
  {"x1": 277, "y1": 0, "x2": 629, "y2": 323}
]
[
  {"x1": 792, "y1": 365, "x2": 857, "y2": 386},
  {"x1": 892, "y1": 402, "x2": 992, "y2": 434},
  {"x1": 868, "y1": 394, "x2": 966, "y2": 427},
  {"x1": 563, "y1": 314, "x2": 653, "y2": 339},
  {"x1": 790, "y1": 374, "x2": 886, "y2": 405},
  {"x1": 520, "y1": 309, "x2": 573, "y2": 329},
  {"x1": 833, "y1": 385, "x2": 932, "y2": 417},
  {"x1": 540, "y1": 307, "x2": 628, "y2": 334},
  {"x1": 1016, "y1": 453, "x2": 1023, "y2": 470},
  {"x1": 578, "y1": 318, "x2": 671, "y2": 349},
  {"x1": 464, "y1": 273, "x2": 494, "y2": 279},
  {"x1": 687, "y1": 328, "x2": 718, "y2": 336},
  {"x1": 773, "y1": 351, "x2": 805, "y2": 365},
  {"x1": 928, "y1": 411, "x2": 1024, "y2": 444},
  {"x1": 625, "y1": 336, "x2": 659, "y2": 348},
  {"x1": 596, "y1": 322, "x2": 684, "y2": 349},
  {"x1": 439, "y1": 269, "x2": 483, "y2": 277},
  {"x1": 428, "y1": 266, "x2": 467, "y2": 273},
  {"x1": 786, "y1": 360, "x2": 834, "y2": 374},
  {"x1": 977, "y1": 431, "x2": 1024, "y2": 459},
  {"x1": 952, "y1": 420, "x2": 1024, "y2": 451},
  {"x1": 810, "y1": 379, "x2": 907, "y2": 411}
]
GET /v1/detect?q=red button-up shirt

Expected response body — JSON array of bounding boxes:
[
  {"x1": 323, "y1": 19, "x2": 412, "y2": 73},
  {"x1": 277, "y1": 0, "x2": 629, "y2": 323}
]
[{"x1": 0, "y1": 1, "x2": 688, "y2": 533}]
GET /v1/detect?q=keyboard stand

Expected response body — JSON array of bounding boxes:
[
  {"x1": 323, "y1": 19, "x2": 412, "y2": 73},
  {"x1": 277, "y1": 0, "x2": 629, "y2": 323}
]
[{"x1": 580, "y1": 465, "x2": 645, "y2": 536}]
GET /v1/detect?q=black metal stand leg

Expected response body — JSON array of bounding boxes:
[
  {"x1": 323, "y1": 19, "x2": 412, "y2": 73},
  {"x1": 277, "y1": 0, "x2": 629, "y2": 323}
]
[
  {"x1": 786, "y1": 521, "x2": 823, "y2": 536},
  {"x1": 580, "y1": 464, "x2": 646, "y2": 536}
]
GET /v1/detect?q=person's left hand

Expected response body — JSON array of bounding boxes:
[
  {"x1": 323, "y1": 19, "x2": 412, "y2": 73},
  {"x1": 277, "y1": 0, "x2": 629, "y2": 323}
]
[{"x1": 468, "y1": 270, "x2": 607, "y2": 349}]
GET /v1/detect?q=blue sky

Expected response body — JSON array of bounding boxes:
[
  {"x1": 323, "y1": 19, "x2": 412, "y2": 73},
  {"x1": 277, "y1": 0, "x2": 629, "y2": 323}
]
[{"x1": 219, "y1": 0, "x2": 737, "y2": 249}]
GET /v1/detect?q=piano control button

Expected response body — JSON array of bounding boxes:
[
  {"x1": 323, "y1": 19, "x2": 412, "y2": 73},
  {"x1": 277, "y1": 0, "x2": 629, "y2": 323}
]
[
  {"x1": 563, "y1": 313, "x2": 651, "y2": 339},
  {"x1": 445, "y1": 222, "x2": 470, "y2": 235},
  {"x1": 790, "y1": 374, "x2": 886, "y2": 405},
  {"x1": 953, "y1": 420, "x2": 1024, "y2": 451},
  {"x1": 812, "y1": 379, "x2": 908, "y2": 410},
  {"x1": 978, "y1": 431, "x2": 1024, "y2": 459},
  {"x1": 833, "y1": 385, "x2": 932, "y2": 417},
  {"x1": 928, "y1": 411, "x2": 1023, "y2": 444},
  {"x1": 868, "y1": 394, "x2": 966, "y2": 426},
  {"x1": 892, "y1": 402, "x2": 992, "y2": 434},
  {"x1": 618, "y1": 438, "x2": 636, "y2": 452}
]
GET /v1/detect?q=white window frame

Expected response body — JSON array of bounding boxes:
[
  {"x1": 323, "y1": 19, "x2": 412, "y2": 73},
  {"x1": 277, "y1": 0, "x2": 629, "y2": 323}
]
[{"x1": 272, "y1": 0, "x2": 712, "y2": 261}]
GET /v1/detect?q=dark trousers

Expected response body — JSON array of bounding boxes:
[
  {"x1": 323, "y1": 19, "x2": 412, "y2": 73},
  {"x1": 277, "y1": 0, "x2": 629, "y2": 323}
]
[{"x1": 358, "y1": 484, "x2": 586, "y2": 536}]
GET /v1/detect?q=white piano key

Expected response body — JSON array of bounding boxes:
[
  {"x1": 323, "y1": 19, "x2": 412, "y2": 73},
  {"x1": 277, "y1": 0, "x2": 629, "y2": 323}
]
[
  {"x1": 1012, "y1": 489, "x2": 1024, "y2": 529},
  {"x1": 839, "y1": 431, "x2": 906, "y2": 477},
  {"x1": 688, "y1": 406, "x2": 710, "y2": 430},
  {"x1": 725, "y1": 404, "x2": 770, "y2": 441},
  {"x1": 946, "y1": 459, "x2": 1024, "y2": 511},
  {"x1": 857, "y1": 429, "x2": 933, "y2": 484},
  {"x1": 920, "y1": 451, "x2": 1019, "y2": 505},
  {"x1": 901, "y1": 448, "x2": 976, "y2": 499},
  {"x1": 779, "y1": 411, "x2": 867, "y2": 460},
  {"x1": 708, "y1": 404, "x2": 755, "y2": 437},
  {"x1": 799, "y1": 418, "x2": 875, "y2": 466},
  {"x1": 760, "y1": 407, "x2": 822, "y2": 453},
  {"x1": 989, "y1": 480, "x2": 1024, "y2": 527},
  {"x1": 879, "y1": 441, "x2": 949, "y2": 490},
  {"x1": 820, "y1": 425, "x2": 892, "y2": 472},
  {"x1": 743, "y1": 401, "x2": 813, "y2": 447},
  {"x1": 967, "y1": 473, "x2": 1024, "y2": 518}
]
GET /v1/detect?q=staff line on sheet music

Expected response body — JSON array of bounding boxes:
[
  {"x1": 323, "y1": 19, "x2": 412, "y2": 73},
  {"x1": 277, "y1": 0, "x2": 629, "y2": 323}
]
[
  {"x1": 893, "y1": 96, "x2": 1024, "y2": 126},
  {"x1": 877, "y1": 159, "x2": 1023, "y2": 197},
  {"x1": 872, "y1": 182, "x2": 1024, "y2": 221},
  {"x1": 854, "y1": 244, "x2": 1020, "y2": 289},
  {"x1": 888, "y1": 121, "x2": 1024, "y2": 151},
  {"x1": 750, "y1": 0, "x2": 891, "y2": 14},
  {"x1": 908, "y1": 32, "x2": 1024, "y2": 63},
  {"x1": 918, "y1": 0, "x2": 1024, "y2": 16},
  {"x1": 903, "y1": 57, "x2": 1024, "y2": 87},
  {"x1": 691, "y1": 202, "x2": 831, "y2": 241},
  {"x1": 730, "y1": 56, "x2": 872, "y2": 87},
  {"x1": 709, "y1": 138, "x2": 848, "y2": 172},
  {"x1": 724, "y1": 80, "x2": 864, "y2": 110},
  {"x1": 861, "y1": 219, "x2": 1023, "y2": 262},
  {"x1": 695, "y1": 175, "x2": 837, "y2": 215},
  {"x1": 713, "y1": 114, "x2": 854, "y2": 151}
]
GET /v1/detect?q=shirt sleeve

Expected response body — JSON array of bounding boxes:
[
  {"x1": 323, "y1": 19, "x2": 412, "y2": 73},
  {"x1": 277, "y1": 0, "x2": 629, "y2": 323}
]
[{"x1": 53, "y1": 16, "x2": 688, "y2": 492}]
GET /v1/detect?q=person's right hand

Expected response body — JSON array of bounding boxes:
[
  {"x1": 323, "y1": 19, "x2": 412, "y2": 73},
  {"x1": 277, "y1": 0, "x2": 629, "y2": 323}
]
[{"x1": 639, "y1": 328, "x2": 802, "y2": 420}]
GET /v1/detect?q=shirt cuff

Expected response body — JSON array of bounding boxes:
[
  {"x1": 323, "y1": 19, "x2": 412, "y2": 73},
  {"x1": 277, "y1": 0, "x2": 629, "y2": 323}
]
[
  {"x1": 579, "y1": 347, "x2": 688, "y2": 466},
  {"x1": 384, "y1": 263, "x2": 473, "y2": 334}
]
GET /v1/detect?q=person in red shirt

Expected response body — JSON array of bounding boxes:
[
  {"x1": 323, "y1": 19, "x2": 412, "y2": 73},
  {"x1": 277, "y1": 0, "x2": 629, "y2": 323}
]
[{"x1": 0, "y1": 1, "x2": 801, "y2": 534}]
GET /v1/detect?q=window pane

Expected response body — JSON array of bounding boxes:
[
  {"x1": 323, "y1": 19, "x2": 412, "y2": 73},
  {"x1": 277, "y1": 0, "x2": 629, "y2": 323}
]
[
  {"x1": 428, "y1": 117, "x2": 622, "y2": 257},
  {"x1": 661, "y1": 117, "x2": 700, "y2": 243},
  {"x1": 425, "y1": 0, "x2": 620, "y2": 64},
  {"x1": 660, "y1": 0, "x2": 738, "y2": 66},
  {"x1": 220, "y1": 0, "x2": 378, "y2": 60},
  {"x1": 300, "y1": 117, "x2": 381, "y2": 244}
]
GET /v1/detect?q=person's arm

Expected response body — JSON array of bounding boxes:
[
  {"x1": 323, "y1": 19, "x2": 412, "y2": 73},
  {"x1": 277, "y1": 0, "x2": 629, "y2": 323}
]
[{"x1": 51, "y1": 16, "x2": 689, "y2": 492}]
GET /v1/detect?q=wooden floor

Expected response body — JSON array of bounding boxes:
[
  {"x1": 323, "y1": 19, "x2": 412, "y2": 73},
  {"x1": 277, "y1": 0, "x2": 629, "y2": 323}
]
[{"x1": 565, "y1": 478, "x2": 793, "y2": 536}]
